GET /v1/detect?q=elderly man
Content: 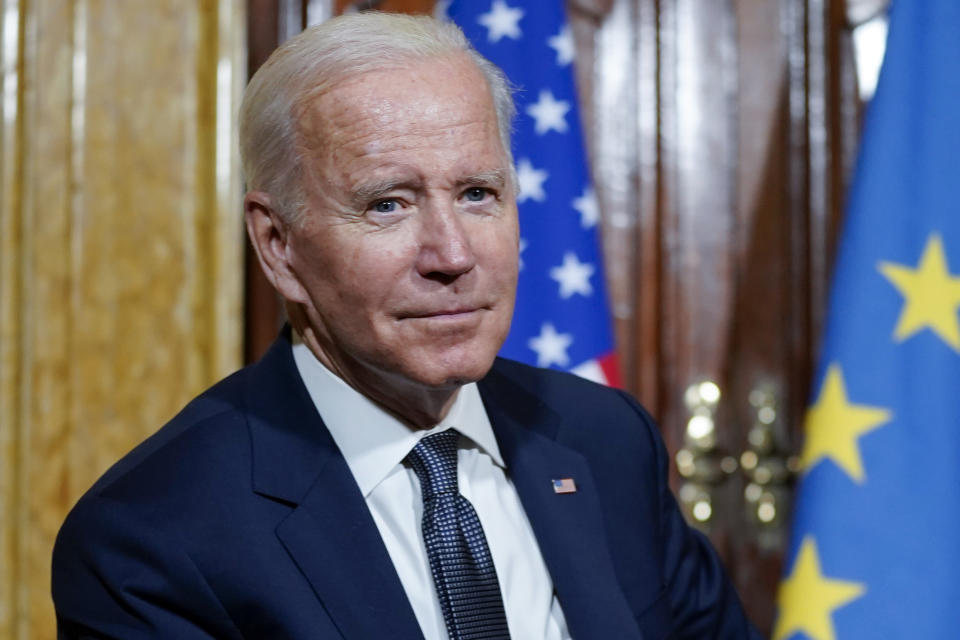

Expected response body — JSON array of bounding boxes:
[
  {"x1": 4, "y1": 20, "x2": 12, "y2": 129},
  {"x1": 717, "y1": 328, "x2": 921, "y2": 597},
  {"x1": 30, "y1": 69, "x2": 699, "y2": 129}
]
[{"x1": 53, "y1": 12, "x2": 760, "y2": 640}]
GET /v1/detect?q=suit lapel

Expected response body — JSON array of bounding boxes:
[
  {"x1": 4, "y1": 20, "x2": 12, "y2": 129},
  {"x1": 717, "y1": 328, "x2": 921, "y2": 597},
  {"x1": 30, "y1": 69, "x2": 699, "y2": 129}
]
[
  {"x1": 275, "y1": 458, "x2": 425, "y2": 639},
  {"x1": 480, "y1": 364, "x2": 644, "y2": 639},
  {"x1": 245, "y1": 333, "x2": 424, "y2": 639}
]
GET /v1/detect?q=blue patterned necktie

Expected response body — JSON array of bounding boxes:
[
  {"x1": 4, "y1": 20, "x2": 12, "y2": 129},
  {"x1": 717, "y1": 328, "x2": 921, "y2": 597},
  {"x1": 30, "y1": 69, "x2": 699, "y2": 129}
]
[{"x1": 406, "y1": 430, "x2": 511, "y2": 640}]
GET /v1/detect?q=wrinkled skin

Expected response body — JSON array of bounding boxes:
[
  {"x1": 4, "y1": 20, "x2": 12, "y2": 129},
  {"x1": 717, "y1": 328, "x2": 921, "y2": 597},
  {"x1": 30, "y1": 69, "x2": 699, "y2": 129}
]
[{"x1": 245, "y1": 54, "x2": 519, "y2": 427}]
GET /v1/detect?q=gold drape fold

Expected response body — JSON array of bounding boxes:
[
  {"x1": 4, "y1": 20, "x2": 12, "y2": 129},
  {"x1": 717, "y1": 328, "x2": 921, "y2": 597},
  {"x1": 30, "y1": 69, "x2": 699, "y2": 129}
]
[{"x1": 0, "y1": 2, "x2": 246, "y2": 637}]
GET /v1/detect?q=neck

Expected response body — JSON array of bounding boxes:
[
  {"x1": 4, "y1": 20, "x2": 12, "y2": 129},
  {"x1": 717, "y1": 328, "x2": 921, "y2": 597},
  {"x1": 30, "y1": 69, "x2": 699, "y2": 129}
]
[{"x1": 290, "y1": 318, "x2": 461, "y2": 429}]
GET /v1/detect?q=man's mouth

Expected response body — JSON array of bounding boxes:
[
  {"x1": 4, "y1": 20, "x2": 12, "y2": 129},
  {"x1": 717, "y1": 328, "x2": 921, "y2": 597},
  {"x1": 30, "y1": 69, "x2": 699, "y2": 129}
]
[{"x1": 399, "y1": 306, "x2": 487, "y2": 320}]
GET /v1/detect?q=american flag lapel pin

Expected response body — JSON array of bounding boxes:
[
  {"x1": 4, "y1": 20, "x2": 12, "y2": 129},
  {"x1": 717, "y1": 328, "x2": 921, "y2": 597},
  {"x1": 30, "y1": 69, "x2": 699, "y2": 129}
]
[{"x1": 552, "y1": 478, "x2": 577, "y2": 494}]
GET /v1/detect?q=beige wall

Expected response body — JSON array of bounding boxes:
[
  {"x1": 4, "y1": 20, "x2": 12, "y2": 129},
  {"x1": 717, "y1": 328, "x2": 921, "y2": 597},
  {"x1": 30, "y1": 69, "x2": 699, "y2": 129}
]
[{"x1": 0, "y1": 1, "x2": 246, "y2": 637}]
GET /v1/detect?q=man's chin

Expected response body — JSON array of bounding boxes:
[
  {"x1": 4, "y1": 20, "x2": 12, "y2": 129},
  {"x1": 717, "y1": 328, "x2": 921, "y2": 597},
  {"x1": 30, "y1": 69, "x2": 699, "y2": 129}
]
[
  {"x1": 404, "y1": 350, "x2": 499, "y2": 389},
  {"x1": 411, "y1": 364, "x2": 493, "y2": 390}
]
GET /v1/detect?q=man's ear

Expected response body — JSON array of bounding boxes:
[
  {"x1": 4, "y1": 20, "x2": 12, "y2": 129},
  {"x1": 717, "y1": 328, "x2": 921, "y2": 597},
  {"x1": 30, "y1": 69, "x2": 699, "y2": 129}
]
[{"x1": 244, "y1": 191, "x2": 309, "y2": 304}]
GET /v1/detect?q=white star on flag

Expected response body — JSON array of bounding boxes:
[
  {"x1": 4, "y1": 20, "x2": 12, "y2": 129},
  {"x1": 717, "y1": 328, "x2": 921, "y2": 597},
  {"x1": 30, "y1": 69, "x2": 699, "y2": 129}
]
[
  {"x1": 528, "y1": 322, "x2": 573, "y2": 368},
  {"x1": 572, "y1": 186, "x2": 599, "y2": 228},
  {"x1": 477, "y1": 0, "x2": 524, "y2": 43},
  {"x1": 516, "y1": 158, "x2": 548, "y2": 202},
  {"x1": 550, "y1": 252, "x2": 595, "y2": 299},
  {"x1": 526, "y1": 90, "x2": 570, "y2": 135},
  {"x1": 518, "y1": 237, "x2": 528, "y2": 270},
  {"x1": 548, "y1": 25, "x2": 575, "y2": 66}
]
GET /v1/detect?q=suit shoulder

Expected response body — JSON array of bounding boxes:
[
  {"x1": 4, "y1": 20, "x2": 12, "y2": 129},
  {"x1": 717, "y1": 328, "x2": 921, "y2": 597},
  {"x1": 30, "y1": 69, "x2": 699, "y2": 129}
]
[
  {"x1": 488, "y1": 358, "x2": 662, "y2": 452},
  {"x1": 82, "y1": 364, "x2": 254, "y2": 502},
  {"x1": 54, "y1": 365, "x2": 261, "y2": 588},
  {"x1": 490, "y1": 358, "x2": 655, "y2": 423},
  {"x1": 490, "y1": 357, "x2": 610, "y2": 397}
]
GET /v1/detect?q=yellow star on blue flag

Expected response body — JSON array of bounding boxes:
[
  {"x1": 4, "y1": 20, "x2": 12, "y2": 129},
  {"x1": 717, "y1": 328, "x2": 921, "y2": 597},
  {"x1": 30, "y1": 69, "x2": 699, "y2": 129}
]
[
  {"x1": 879, "y1": 233, "x2": 960, "y2": 352},
  {"x1": 779, "y1": 1, "x2": 960, "y2": 637},
  {"x1": 800, "y1": 364, "x2": 891, "y2": 484},
  {"x1": 774, "y1": 537, "x2": 865, "y2": 640}
]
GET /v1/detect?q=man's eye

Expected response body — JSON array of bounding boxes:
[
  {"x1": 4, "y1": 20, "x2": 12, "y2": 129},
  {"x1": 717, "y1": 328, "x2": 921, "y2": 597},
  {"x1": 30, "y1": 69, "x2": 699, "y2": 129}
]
[
  {"x1": 464, "y1": 188, "x2": 490, "y2": 202},
  {"x1": 372, "y1": 200, "x2": 399, "y2": 213}
]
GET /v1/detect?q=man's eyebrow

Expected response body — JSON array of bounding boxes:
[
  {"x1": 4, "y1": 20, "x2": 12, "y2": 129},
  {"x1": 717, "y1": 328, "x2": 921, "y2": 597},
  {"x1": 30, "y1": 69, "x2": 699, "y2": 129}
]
[
  {"x1": 457, "y1": 170, "x2": 508, "y2": 188},
  {"x1": 350, "y1": 178, "x2": 422, "y2": 208}
]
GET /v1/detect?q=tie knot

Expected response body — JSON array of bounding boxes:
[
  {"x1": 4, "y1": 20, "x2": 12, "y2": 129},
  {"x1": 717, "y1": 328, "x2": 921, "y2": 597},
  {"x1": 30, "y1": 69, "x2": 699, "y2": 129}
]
[{"x1": 407, "y1": 430, "x2": 460, "y2": 498}]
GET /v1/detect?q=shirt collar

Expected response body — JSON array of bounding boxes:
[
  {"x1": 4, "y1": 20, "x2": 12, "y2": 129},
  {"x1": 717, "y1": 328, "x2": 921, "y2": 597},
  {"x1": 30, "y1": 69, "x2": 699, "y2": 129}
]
[{"x1": 291, "y1": 336, "x2": 505, "y2": 498}]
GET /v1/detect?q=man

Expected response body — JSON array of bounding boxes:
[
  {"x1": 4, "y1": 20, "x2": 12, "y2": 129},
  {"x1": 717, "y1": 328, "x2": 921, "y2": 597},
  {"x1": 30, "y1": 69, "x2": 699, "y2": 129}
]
[{"x1": 53, "y1": 12, "x2": 760, "y2": 639}]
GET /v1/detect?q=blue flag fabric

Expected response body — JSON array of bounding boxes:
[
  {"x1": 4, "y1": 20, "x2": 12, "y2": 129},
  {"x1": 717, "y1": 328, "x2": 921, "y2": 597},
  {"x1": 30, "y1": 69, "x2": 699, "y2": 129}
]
[
  {"x1": 776, "y1": 1, "x2": 960, "y2": 638},
  {"x1": 445, "y1": 0, "x2": 619, "y2": 385}
]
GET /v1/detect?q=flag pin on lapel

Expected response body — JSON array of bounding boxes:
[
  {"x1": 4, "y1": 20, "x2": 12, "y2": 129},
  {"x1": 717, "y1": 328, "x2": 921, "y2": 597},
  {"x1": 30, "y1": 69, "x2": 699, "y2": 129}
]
[{"x1": 552, "y1": 478, "x2": 577, "y2": 494}]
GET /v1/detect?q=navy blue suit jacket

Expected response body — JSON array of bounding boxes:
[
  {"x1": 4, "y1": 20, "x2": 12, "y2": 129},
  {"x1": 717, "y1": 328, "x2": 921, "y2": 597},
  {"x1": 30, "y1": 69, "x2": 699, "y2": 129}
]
[{"x1": 53, "y1": 332, "x2": 760, "y2": 639}]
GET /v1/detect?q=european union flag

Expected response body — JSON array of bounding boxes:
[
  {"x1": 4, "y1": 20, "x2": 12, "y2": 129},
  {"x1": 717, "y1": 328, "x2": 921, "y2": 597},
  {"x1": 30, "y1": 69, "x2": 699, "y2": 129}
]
[
  {"x1": 446, "y1": 0, "x2": 619, "y2": 385},
  {"x1": 776, "y1": 1, "x2": 960, "y2": 638}
]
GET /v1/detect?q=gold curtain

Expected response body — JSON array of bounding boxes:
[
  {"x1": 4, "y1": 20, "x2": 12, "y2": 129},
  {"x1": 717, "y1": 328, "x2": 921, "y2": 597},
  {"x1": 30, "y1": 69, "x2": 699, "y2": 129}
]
[{"x1": 0, "y1": 1, "x2": 246, "y2": 637}]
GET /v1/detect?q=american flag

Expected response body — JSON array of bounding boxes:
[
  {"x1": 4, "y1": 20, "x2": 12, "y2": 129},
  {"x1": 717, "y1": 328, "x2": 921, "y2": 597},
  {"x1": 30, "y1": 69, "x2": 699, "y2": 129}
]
[
  {"x1": 552, "y1": 478, "x2": 577, "y2": 494},
  {"x1": 445, "y1": 0, "x2": 620, "y2": 386}
]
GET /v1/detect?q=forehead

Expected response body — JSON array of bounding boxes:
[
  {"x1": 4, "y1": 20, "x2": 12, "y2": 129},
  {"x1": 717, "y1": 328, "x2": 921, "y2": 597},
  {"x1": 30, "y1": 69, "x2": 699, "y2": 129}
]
[{"x1": 297, "y1": 55, "x2": 504, "y2": 163}]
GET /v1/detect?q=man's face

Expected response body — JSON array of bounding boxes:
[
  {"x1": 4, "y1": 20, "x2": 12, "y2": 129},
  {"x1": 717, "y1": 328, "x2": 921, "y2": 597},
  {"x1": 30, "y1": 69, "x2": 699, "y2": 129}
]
[{"x1": 284, "y1": 54, "x2": 518, "y2": 392}]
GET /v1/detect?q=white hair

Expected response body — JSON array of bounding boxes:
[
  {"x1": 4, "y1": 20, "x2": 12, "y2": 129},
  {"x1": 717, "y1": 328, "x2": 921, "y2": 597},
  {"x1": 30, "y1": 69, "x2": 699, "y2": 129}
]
[{"x1": 239, "y1": 12, "x2": 516, "y2": 224}]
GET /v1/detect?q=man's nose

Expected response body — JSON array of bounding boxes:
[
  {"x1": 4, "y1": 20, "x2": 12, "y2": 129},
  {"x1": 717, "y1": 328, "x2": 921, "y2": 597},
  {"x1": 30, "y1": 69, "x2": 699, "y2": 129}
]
[{"x1": 416, "y1": 200, "x2": 477, "y2": 281}]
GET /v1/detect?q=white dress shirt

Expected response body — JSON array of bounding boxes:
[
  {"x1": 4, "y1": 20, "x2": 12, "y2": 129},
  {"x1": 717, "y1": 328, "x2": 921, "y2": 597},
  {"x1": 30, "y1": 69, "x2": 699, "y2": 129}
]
[{"x1": 292, "y1": 340, "x2": 570, "y2": 640}]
